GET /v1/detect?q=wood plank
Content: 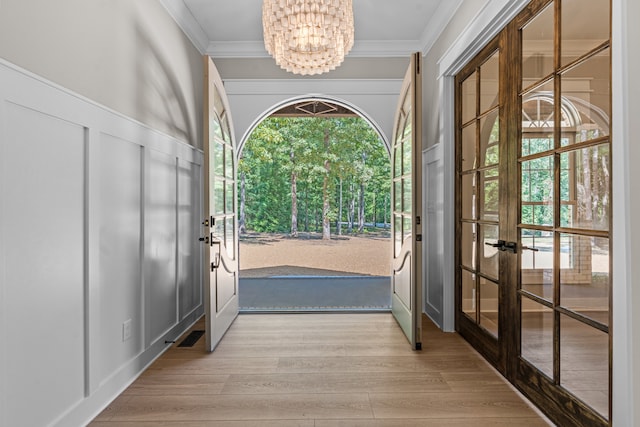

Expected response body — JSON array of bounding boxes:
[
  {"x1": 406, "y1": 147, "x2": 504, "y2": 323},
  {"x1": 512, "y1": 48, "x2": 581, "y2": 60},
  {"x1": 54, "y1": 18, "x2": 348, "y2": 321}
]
[
  {"x1": 276, "y1": 355, "x2": 490, "y2": 373},
  {"x1": 145, "y1": 357, "x2": 280, "y2": 374},
  {"x1": 370, "y1": 391, "x2": 541, "y2": 419},
  {"x1": 121, "y1": 374, "x2": 228, "y2": 396},
  {"x1": 221, "y1": 372, "x2": 449, "y2": 394},
  {"x1": 315, "y1": 418, "x2": 551, "y2": 426},
  {"x1": 108, "y1": 394, "x2": 373, "y2": 421}
]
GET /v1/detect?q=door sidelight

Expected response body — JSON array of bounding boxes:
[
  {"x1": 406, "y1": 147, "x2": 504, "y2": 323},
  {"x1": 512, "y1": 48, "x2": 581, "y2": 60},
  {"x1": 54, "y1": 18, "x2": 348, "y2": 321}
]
[{"x1": 485, "y1": 239, "x2": 518, "y2": 254}]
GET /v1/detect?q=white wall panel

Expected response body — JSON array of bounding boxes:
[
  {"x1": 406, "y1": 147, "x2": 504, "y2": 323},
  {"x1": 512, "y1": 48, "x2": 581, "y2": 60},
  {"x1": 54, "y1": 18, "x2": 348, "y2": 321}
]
[
  {"x1": 2, "y1": 103, "x2": 86, "y2": 427},
  {"x1": 146, "y1": 149, "x2": 178, "y2": 344},
  {"x1": 98, "y1": 133, "x2": 143, "y2": 383},
  {"x1": 178, "y1": 159, "x2": 201, "y2": 319},
  {"x1": 423, "y1": 144, "x2": 445, "y2": 327},
  {"x1": 0, "y1": 59, "x2": 204, "y2": 427}
]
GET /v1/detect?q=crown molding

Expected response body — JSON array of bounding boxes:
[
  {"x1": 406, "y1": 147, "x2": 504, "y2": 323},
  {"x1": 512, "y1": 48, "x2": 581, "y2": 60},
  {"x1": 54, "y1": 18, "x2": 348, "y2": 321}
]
[
  {"x1": 438, "y1": 0, "x2": 531, "y2": 76},
  {"x1": 162, "y1": 0, "x2": 460, "y2": 59},
  {"x1": 159, "y1": 0, "x2": 209, "y2": 53},
  {"x1": 206, "y1": 39, "x2": 423, "y2": 59},
  {"x1": 420, "y1": 0, "x2": 464, "y2": 56},
  {"x1": 207, "y1": 41, "x2": 268, "y2": 58}
]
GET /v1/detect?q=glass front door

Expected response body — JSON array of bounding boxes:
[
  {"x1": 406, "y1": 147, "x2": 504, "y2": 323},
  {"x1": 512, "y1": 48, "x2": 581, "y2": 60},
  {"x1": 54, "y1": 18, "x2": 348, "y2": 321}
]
[{"x1": 391, "y1": 52, "x2": 423, "y2": 350}]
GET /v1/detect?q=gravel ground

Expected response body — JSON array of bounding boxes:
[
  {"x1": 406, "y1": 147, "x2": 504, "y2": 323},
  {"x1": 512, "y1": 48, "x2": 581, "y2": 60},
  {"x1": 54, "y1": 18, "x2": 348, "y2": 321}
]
[{"x1": 239, "y1": 232, "x2": 391, "y2": 277}]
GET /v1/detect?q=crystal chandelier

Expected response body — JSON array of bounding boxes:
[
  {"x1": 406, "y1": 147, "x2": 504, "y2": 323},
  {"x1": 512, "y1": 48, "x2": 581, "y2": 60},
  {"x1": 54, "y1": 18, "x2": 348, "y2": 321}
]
[{"x1": 262, "y1": 0, "x2": 354, "y2": 76}]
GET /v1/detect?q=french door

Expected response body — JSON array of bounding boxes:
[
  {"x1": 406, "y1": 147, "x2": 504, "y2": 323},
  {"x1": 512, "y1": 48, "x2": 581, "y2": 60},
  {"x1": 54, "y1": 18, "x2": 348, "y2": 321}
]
[
  {"x1": 203, "y1": 56, "x2": 239, "y2": 351},
  {"x1": 455, "y1": 1, "x2": 611, "y2": 425},
  {"x1": 391, "y1": 53, "x2": 422, "y2": 350}
]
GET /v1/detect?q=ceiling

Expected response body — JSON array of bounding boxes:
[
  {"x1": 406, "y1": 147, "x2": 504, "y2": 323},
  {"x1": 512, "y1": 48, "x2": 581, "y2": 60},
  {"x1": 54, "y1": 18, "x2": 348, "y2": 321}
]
[{"x1": 160, "y1": 0, "x2": 463, "y2": 58}]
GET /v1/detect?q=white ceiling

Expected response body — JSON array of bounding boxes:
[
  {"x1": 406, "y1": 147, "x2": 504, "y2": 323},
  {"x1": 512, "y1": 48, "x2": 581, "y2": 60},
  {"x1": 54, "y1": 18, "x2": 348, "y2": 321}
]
[{"x1": 160, "y1": 0, "x2": 463, "y2": 58}]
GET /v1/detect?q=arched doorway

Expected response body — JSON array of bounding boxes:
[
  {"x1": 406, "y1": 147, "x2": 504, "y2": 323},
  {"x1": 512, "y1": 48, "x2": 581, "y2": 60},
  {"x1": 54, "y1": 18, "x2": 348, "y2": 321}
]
[{"x1": 236, "y1": 97, "x2": 393, "y2": 312}]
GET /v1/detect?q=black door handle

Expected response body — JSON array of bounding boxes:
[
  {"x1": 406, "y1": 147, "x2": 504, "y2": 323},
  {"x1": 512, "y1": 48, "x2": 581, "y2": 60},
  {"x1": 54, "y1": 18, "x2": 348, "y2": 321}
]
[
  {"x1": 485, "y1": 240, "x2": 517, "y2": 253},
  {"x1": 485, "y1": 239, "x2": 506, "y2": 248}
]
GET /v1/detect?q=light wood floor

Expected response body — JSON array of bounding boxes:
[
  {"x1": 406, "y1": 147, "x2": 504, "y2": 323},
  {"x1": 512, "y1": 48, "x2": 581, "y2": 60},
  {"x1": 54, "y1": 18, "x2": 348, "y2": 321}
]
[{"x1": 90, "y1": 313, "x2": 551, "y2": 426}]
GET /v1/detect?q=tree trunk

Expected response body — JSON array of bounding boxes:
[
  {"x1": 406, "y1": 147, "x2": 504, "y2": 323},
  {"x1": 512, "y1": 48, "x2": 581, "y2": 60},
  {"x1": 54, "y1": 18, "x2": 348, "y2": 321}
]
[
  {"x1": 238, "y1": 172, "x2": 246, "y2": 234},
  {"x1": 348, "y1": 182, "x2": 355, "y2": 233},
  {"x1": 337, "y1": 178, "x2": 343, "y2": 235},
  {"x1": 357, "y1": 181, "x2": 365, "y2": 233},
  {"x1": 290, "y1": 172, "x2": 298, "y2": 237},
  {"x1": 322, "y1": 127, "x2": 331, "y2": 240},
  {"x1": 290, "y1": 150, "x2": 298, "y2": 237},
  {"x1": 304, "y1": 182, "x2": 309, "y2": 232},
  {"x1": 384, "y1": 193, "x2": 389, "y2": 227},
  {"x1": 373, "y1": 193, "x2": 377, "y2": 227}
]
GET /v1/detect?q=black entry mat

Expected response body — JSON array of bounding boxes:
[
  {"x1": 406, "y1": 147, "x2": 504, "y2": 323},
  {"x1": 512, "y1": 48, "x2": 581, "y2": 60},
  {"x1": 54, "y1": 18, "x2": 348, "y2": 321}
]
[
  {"x1": 239, "y1": 276, "x2": 391, "y2": 311},
  {"x1": 178, "y1": 330, "x2": 205, "y2": 347}
]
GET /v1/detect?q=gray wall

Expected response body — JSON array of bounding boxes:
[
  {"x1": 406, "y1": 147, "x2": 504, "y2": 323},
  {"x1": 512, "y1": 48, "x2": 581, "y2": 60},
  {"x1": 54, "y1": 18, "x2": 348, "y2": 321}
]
[{"x1": 0, "y1": 0, "x2": 203, "y2": 149}]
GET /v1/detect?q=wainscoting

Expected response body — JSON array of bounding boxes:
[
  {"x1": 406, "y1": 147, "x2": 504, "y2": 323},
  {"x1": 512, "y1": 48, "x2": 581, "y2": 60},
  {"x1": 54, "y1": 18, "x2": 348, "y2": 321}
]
[{"x1": 0, "y1": 59, "x2": 204, "y2": 427}]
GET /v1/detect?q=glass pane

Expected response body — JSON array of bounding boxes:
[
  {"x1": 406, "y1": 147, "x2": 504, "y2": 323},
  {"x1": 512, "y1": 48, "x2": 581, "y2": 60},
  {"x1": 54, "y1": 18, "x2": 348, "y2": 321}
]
[
  {"x1": 394, "y1": 146, "x2": 402, "y2": 177},
  {"x1": 403, "y1": 114, "x2": 412, "y2": 140},
  {"x1": 221, "y1": 112, "x2": 232, "y2": 144},
  {"x1": 561, "y1": 0, "x2": 610, "y2": 66},
  {"x1": 521, "y1": 300, "x2": 554, "y2": 378},
  {"x1": 560, "y1": 315, "x2": 609, "y2": 419},
  {"x1": 521, "y1": 155, "x2": 554, "y2": 226},
  {"x1": 214, "y1": 215, "x2": 224, "y2": 238},
  {"x1": 522, "y1": 81, "x2": 555, "y2": 145},
  {"x1": 560, "y1": 145, "x2": 610, "y2": 230},
  {"x1": 395, "y1": 112, "x2": 405, "y2": 142},
  {"x1": 213, "y1": 142, "x2": 224, "y2": 176},
  {"x1": 561, "y1": 49, "x2": 611, "y2": 144},
  {"x1": 461, "y1": 222, "x2": 477, "y2": 270},
  {"x1": 461, "y1": 269, "x2": 476, "y2": 320},
  {"x1": 225, "y1": 146, "x2": 234, "y2": 179},
  {"x1": 461, "y1": 123, "x2": 476, "y2": 171},
  {"x1": 403, "y1": 141, "x2": 412, "y2": 175},
  {"x1": 522, "y1": 3, "x2": 555, "y2": 87},
  {"x1": 403, "y1": 177, "x2": 412, "y2": 214},
  {"x1": 480, "y1": 110, "x2": 499, "y2": 166},
  {"x1": 213, "y1": 87, "x2": 224, "y2": 116},
  {"x1": 521, "y1": 229, "x2": 554, "y2": 300},
  {"x1": 480, "y1": 51, "x2": 500, "y2": 113},
  {"x1": 560, "y1": 235, "x2": 610, "y2": 326},
  {"x1": 394, "y1": 215, "x2": 402, "y2": 256},
  {"x1": 214, "y1": 179, "x2": 224, "y2": 215},
  {"x1": 211, "y1": 114, "x2": 224, "y2": 141},
  {"x1": 394, "y1": 180, "x2": 402, "y2": 211},
  {"x1": 480, "y1": 278, "x2": 499, "y2": 338},
  {"x1": 480, "y1": 167, "x2": 499, "y2": 221},
  {"x1": 461, "y1": 71, "x2": 477, "y2": 124},
  {"x1": 403, "y1": 215, "x2": 412, "y2": 242},
  {"x1": 225, "y1": 217, "x2": 235, "y2": 258},
  {"x1": 479, "y1": 224, "x2": 499, "y2": 280},
  {"x1": 461, "y1": 173, "x2": 477, "y2": 220},
  {"x1": 225, "y1": 181, "x2": 234, "y2": 213}
]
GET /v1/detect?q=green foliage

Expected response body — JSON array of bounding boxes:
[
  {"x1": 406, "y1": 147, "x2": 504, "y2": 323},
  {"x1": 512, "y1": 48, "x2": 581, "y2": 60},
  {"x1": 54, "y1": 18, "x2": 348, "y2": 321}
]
[{"x1": 239, "y1": 116, "x2": 390, "y2": 233}]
